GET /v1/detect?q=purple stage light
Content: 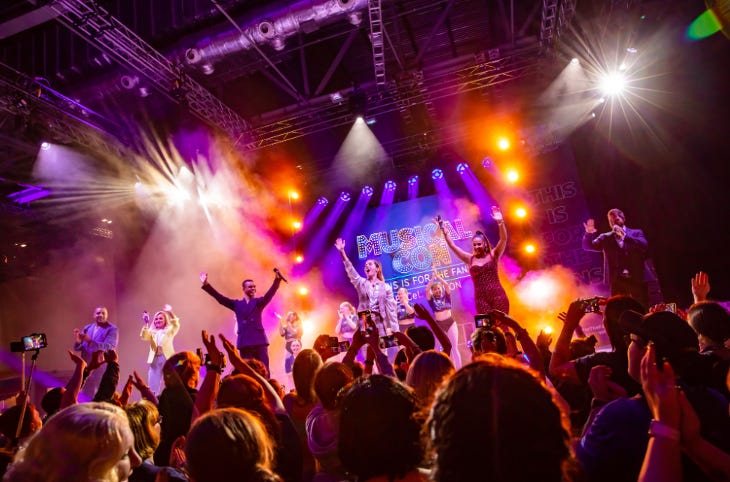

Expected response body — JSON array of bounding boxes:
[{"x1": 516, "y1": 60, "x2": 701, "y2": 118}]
[
  {"x1": 456, "y1": 163, "x2": 469, "y2": 174},
  {"x1": 362, "y1": 185, "x2": 374, "y2": 196},
  {"x1": 384, "y1": 180, "x2": 396, "y2": 191},
  {"x1": 340, "y1": 192, "x2": 351, "y2": 202},
  {"x1": 481, "y1": 157, "x2": 492, "y2": 168},
  {"x1": 408, "y1": 175, "x2": 419, "y2": 185},
  {"x1": 317, "y1": 197, "x2": 329, "y2": 206},
  {"x1": 40, "y1": 141, "x2": 51, "y2": 151},
  {"x1": 431, "y1": 169, "x2": 444, "y2": 180}
]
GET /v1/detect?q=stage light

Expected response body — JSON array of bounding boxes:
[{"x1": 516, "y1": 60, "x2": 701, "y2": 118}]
[
  {"x1": 289, "y1": 190, "x2": 300, "y2": 200},
  {"x1": 626, "y1": 47, "x2": 638, "y2": 53},
  {"x1": 340, "y1": 192, "x2": 351, "y2": 202},
  {"x1": 497, "y1": 137, "x2": 511, "y2": 151},
  {"x1": 591, "y1": 112, "x2": 596, "y2": 118},
  {"x1": 292, "y1": 220, "x2": 302, "y2": 230},
  {"x1": 330, "y1": 92, "x2": 344, "y2": 103},
  {"x1": 14, "y1": 242, "x2": 27, "y2": 248},
  {"x1": 101, "y1": 218, "x2": 113, "y2": 224},
  {"x1": 598, "y1": 97, "x2": 606, "y2": 104},
  {"x1": 570, "y1": 57, "x2": 579, "y2": 65},
  {"x1": 295, "y1": 254, "x2": 304, "y2": 263},
  {"x1": 317, "y1": 197, "x2": 329, "y2": 206},
  {"x1": 202, "y1": 63, "x2": 215, "y2": 75},
  {"x1": 524, "y1": 243, "x2": 536, "y2": 254},
  {"x1": 599, "y1": 72, "x2": 626, "y2": 96},
  {"x1": 408, "y1": 175, "x2": 419, "y2": 185},
  {"x1": 365, "y1": 117, "x2": 376, "y2": 125},
  {"x1": 515, "y1": 207, "x2": 527, "y2": 218},
  {"x1": 542, "y1": 326, "x2": 554, "y2": 335},
  {"x1": 456, "y1": 163, "x2": 469, "y2": 174},
  {"x1": 298, "y1": 286, "x2": 309, "y2": 296},
  {"x1": 384, "y1": 180, "x2": 396, "y2": 191},
  {"x1": 40, "y1": 141, "x2": 51, "y2": 150},
  {"x1": 355, "y1": 116, "x2": 364, "y2": 123},
  {"x1": 505, "y1": 169, "x2": 519, "y2": 183},
  {"x1": 362, "y1": 185, "x2": 374, "y2": 196},
  {"x1": 481, "y1": 157, "x2": 492, "y2": 168},
  {"x1": 431, "y1": 169, "x2": 444, "y2": 180}
]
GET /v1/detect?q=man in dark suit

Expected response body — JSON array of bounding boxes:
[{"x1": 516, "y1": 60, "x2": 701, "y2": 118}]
[
  {"x1": 582, "y1": 208, "x2": 656, "y2": 308},
  {"x1": 200, "y1": 272, "x2": 283, "y2": 374}
]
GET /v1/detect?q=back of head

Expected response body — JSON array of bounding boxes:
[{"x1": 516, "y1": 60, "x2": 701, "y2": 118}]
[
  {"x1": 5, "y1": 402, "x2": 132, "y2": 482},
  {"x1": 405, "y1": 350, "x2": 455, "y2": 409},
  {"x1": 569, "y1": 335, "x2": 598, "y2": 359},
  {"x1": 40, "y1": 388, "x2": 64, "y2": 419},
  {"x1": 405, "y1": 325, "x2": 435, "y2": 351},
  {"x1": 164, "y1": 351, "x2": 200, "y2": 388},
  {"x1": 470, "y1": 326, "x2": 507, "y2": 357},
  {"x1": 0, "y1": 403, "x2": 40, "y2": 443},
  {"x1": 428, "y1": 355, "x2": 572, "y2": 482},
  {"x1": 314, "y1": 362, "x2": 353, "y2": 410},
  {"x1": 338, "y1": 375, "x2": 424, "y2": 481},
  {"x1": 124, "y1": 400, "x2": 160, "y2": 460},
  {"x1": 185, "y1": 407, "x2": 280, "y2": 482},
  {"x1": 688, "y1": 301, "x2": 730, "y2": 346},
  {"x1": 217, "y1": 374, "x2": 279, "y2": 442},
  {"x1": 604, "y1": 295, "x2": 645, "y2": 350},
  {"x1": 292, "y1": 349, "x2": 323, "y2": 404}
]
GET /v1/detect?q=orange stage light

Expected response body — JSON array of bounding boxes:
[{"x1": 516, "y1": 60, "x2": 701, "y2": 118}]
[
  {"x1": 292, "y1": 220, "x2": 302, "y2": 230},
  {"x1": 515, "y1": 207, "x2": 527, "y2": 218},
  {"x1": 295, "y1": 254, "x2": 304, "y2": 263},
  {"x1": 289, "y1": 190, "x2": 300, "y2": 200},
  {"x1": 506, "y1": 169, "x2": 519, "y2": 183},
  {"x1": 497, "y1": 137, "x2": 511, "y2": 151},
  {"x1": 524, "y1": 243, "x2": 536, "y2": 254},
  {"x1": 298, "y1": 286, "x2": 309, "y2": 296}
]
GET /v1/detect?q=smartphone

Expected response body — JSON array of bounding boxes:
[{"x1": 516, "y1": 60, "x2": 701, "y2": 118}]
[
  {"x1": 22, "y1": 333, "x2": 47, "y2": 351},
  {"x1": 327, "y1": 336, "x2": 352, "y2": 353},
  {"x1": 474, "y1": 314, "x2": 494, "y2": 329},
  {"x1": 664, "y1": 303, "x2": 677, "y2": 314},
  {"x1": 583, "y1": 297, "x2": 603, "y2": 313},
  {"x1": 379, "y1": 334, "x2": 398, "y2": 349},
  {"x1": 357, "y1": 311, "x2": 375, "y2": 333}
]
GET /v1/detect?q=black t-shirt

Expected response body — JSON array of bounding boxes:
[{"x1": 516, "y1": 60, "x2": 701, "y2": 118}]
[{"x1": 574, "y1": 350, "x2": 642, "y2": 396}]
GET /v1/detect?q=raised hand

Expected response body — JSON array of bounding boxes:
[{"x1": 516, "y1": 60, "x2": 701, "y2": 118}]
[
  {"x1": 87, "y1": 350, "x2": 105, "y2": 371},
  {"x1": 334, "y1": 237, "x2": 346, "y2": 251},
  {"x1": 563, "y1": 300, "x2": 587, "y2": 330},
  {"x1": 641, "y1": 343, "x2": 680, "y2": 428},
  {"x1": 201, "y1": 330, "x2": 222, "y2": 366},
  {"x1": 104, "y1": 349, "x2": 119, "y2": 364},
  {"x1": 536, "y1": 330, "x2": 553, "y2": 350},
  {"x1": 491, "y1": 206, "x2": 503, "y2": 222},
  {"x1": 67, "y1": 350, "x2": 86, "y2": 367},
  {"x1": 691, "y1": 271, "x2": 710, "y2": 303},
  {"x1": 588, "y1": 365, "x2": 627, "y2": 403},
  {"x1": 583, "y1": 218, "x2": 597, "y2": 234}
]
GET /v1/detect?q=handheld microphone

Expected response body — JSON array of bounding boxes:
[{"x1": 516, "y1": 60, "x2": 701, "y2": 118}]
[{"x1": 273, "y1": 268, "x2": 288, "y2": 283}]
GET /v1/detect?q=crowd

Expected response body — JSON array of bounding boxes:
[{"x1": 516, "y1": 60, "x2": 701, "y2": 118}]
[{"x1": 0, "y1": 208, "x2": 729, "y2": 482}]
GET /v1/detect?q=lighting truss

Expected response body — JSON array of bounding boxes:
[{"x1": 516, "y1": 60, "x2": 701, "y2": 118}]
[
  {"x1": 243, "y1": 43, "x2": 542, "y2": 150},
  {"x1": 49, "y1": 0, "x2": 253, "y2": 144}
]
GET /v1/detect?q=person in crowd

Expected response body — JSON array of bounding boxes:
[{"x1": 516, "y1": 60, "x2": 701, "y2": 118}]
[
  {"x1": 217, "y1": 374, "x2": 303, "y2": 482},
  {"x1": 200, "y1": 271, "x2": 284, "y2": 374},
  {"x1": 185, "y1": 407, "x2": 281, "y2": 482},
  {"x1": 4, "y1": 402, "x2": 141, "y2": 482},
  {"x1": 140, "y1": 305, "x2": 180, "y2": 395},
  {"x1": 154, "y1": 351, "x2": 201, "y2": 466},
  {"x1": 396, "y1": 287, "x2": 416, "y2": 332},
  {"x1": 0, "y1": 393, "x2": 43, "y2": 477},
  {"x1": 428, "y1": 355, "x2": 575, "y2": 482},
  {"x1": 437, "y1": 207, "x2": 509, "y2": 315},
  {"x1": 334, "y1": 238, "x2": 399, "y2": 338},
  {"x1": 283, "y1": 349, "x2": 323, "y2": 482},
  {"x1": 338, "y1": 375, "x2": 426, "y2": 482},
  {"x1": 279, "y1": 311, "x2": 304, "y2": 375},
  {"x1": 550, "y1": 295, "x2": 645, "y2": 396},
  {"x1": 72, "y1": 306, "x2": 119, "y2": 400},
  {"x1": 306, "y1": 361, "x2": 354, "y2": 482},
  {"x1": 335, "y1": 301, "x2": 359, "y2": 344},
  {"x1": 582, "y1": 208, "x2": 656, "y2": 308},
  {"x1": 405, "y1": 350, "x2": 454, "y2": 411},
  {"x1": 425, "y1": 269, "x2": 462, "y2": 368},
  {"x1": 686, "y1": 301, "x2": 730, "y2": 397},
  {"x1": 124, "y1": 400, "x2": 187, "y2": 482},
  {"x1": 577, "y1": 310, "x2": 730, "y2": 482}
]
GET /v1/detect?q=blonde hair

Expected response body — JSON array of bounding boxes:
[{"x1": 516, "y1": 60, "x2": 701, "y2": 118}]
[
  {"x1": 124, "y1": 400, "x2": 160, "y2": 460},
  {"x1": 405, "y1": 350, "x2": 455, "y2": 409},
  {"x1": 5, "y1": 402, "x2": 133, "y2": 482}
]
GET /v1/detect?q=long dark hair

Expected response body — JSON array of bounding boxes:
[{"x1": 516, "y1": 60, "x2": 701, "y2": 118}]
[{"x1": 473, "y1": 230, "x2": 494, "y2": 257}]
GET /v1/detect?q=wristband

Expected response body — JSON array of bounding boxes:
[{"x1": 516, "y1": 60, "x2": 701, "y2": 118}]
[
  {"x1": 205, "y1": 363, "x2": 222, "y2": 374},
  {"x1": 648, "y1": 420, "x2": 680, "y2": 442}
]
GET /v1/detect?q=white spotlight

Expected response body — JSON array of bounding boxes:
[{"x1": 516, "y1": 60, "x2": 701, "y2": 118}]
[
  {"x1": 570, "y1": 57, "x2": 579, "y2": 65},
  {"x1": 40, "y1": 141, "x2": 51, "y2": 150},
  {"x1": 599, "y1": 72, "x2": 626, "y2": 96}
]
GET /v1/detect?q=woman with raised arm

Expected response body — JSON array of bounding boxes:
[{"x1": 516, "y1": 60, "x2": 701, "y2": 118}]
[
  {"x1": 140, "y1": 305, "x2": 180, "y2": 395},
  {"x1": 426, "y1": 269, "x2": 462, "y2": 368},
  {"x1": 334, "y1": 237, "x2": 399, "y2": 337},
  {"x1": 437, "y1": 206, "x2": 509, "y2": 314},
  {"x1": 396, "y1": 287, "x2": 417, "y2": 332}
]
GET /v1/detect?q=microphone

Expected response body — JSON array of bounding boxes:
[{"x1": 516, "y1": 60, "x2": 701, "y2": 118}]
[{"x1": 273, "y1": 268, "x2": 288, "y2": 283}]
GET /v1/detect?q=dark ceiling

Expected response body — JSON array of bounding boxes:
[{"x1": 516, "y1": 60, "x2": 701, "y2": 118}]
[{"x1": 1, "y1": 0, "x2": 730, "y2": 303}]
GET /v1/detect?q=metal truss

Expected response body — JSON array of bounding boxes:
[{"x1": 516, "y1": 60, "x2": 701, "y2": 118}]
[
  {"x1": 49, "y1": 0, "x2": 252, "y2": 144},
  {"x1": 556, "y1": 0, "x2": 577, "y2": 39},
  {"x1": 0, "y1": 61, "x2": 129, "y2": 161},
  {"x1": 368, "y1": 0, "x2": 387, "y2": 88},
  {"x1": 243, "y1": 43, "x2": 541, "y2": 150},
  {"x1": 539, "y1": 0, "x2": 559, "y2": 49}
]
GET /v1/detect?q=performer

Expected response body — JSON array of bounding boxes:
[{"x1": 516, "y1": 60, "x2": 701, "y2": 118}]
[
  {"x1": 140, "y1": 305, "x2": 180, "y2": 395},
  {"x1": 438, "y1": 206, "x2": 509, "y2": 314},
  {"x1": 582, "y1": 208, "x2": 655, "y2": 308},
  {"x1": 279, "y1": 311, "x2": 303, "y2": 375},
  {"x1": 335, "y1": 301, "x2": 359, "y2": 343},
  {"x1": 334, "y1": 237, "x2": 399, "y2": 341},
  {"x1": 426, "y1": 270, "x2": 462, "y2": 368},
  {"x1": 396, "y1": 287, "x2": 416, "y2": 331},
  {"x1": 200, "y1": 271, "x2": 283, "y2": 374},
  {"x1": 72, "y1": 306, "x2": 119, "y2": 401}
]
